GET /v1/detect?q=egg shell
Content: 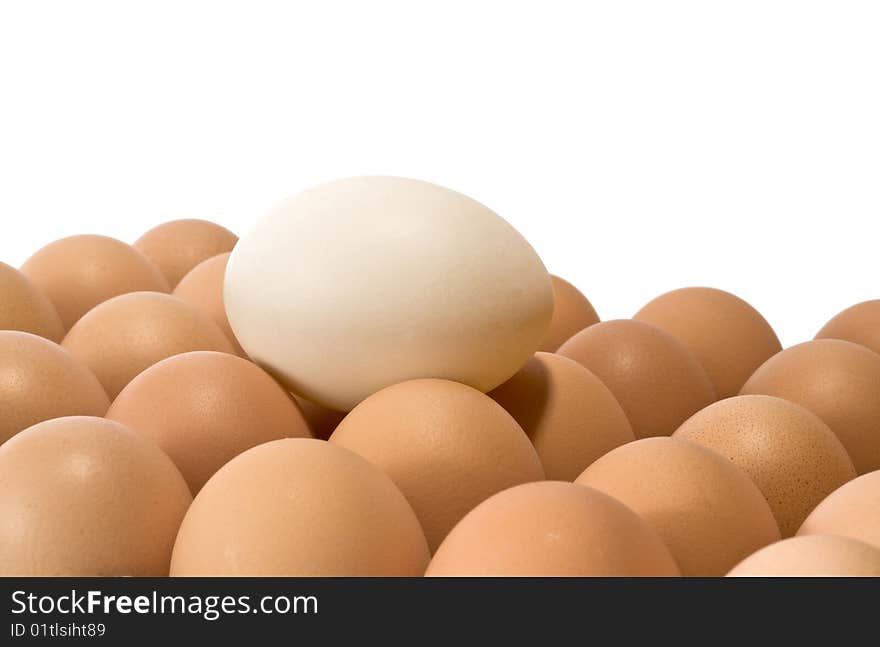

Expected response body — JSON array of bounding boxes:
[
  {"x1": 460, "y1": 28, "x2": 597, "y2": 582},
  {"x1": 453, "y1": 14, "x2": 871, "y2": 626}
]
[
  {"x1": 741, "y1": 339, "x2": 880, "y2": 474},
  {"x1": 538, "y1": 275, "x2": 599, "y2": 351},
  {"x1": 330, "y1": 378, "x2": 544, "y2": 551},
  {"x1": 21, "y1": 234, "x2": 170, "y2": 330},
  {"x1": 0, "y1": 331, "x2": 109, "y2": 444},
  {"x1": 727, "y1": 535, "x2": 880, "y2": 577},
  {"x1": 172, "y1": 252, "x2": 245, "y2": 355},
  {"x1": 816, "y1": 299, "x2": 880, "y2": 355},
  {"x1": 0, "y1": 416, "x2": 191, "y2": 576},
  {"x1": 293, "y1": 394, "x2": 346, "y2": 440},
  {"x1": 0, "y1": 261, "x2": 64, "y2": 341},
  {"x1": 107, "y1": 351, "x2": 312, "y2": 493},
  {"x1": 426, "y1": 481, "x2": 680, "y2": 576},
  {"x1": 557, "y1": 319, "x2": 716, "y2": 438},
  {"x1": 135, "y1": 219, "x2": 238, "y2": 288},
  {"x1": 224, "y1": 176, "x2": 554, "y2": 412},
  {"x1": 797, "y1": 470, "x2": 880, "y2": 550},
  {"x1": 634, "y1": 287, "x2": 781, "y2": 398},
  {"x1": 170, "y1": 438, "x2": 430, "y2": 576},
  {"x1": 576, "y1": 437, "x2": 780, "y2": 576},
  {"x1": 61, "y1": 291, "x2": 235, "y2": 399},
  {"x1": 489, "y1": 352, "x2": 634, "y2": 480},
  {"x1": 673, "y1": 395, "x2": 856, "y2": 536}
]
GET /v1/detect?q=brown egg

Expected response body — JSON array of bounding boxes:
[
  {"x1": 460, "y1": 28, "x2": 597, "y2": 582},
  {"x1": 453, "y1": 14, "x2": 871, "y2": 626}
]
[
  {"x1": 557, "y1": 320, "x2": 715, "y2": 438},
  {"x1": 816, "y1": 299, "x2": 880, "y2": 355},
  {"x1": 489, "y1": 352, "x2": 634, "y2": 480},
  {"x1": 20, "y1": 234, "x2": 170, "y2": 330},
  {"x1": 135, "y1": 219, "x2": 238, "y2": 287},
  {"x1": 172, "y1": 252, "x2": 244, "y2": 355},
  {"x1": 426, "y1": 481, "x2": 680, "y2": 576},
  {"x1": 634, "y1": 287, "x2": 781, "y2": 398},
  {"x1": 330, "y1": 379, "x2": 544, "y2": 551},
  {"x1": 538, "y1": 275, "x2": 600, "y2": 351},
  {"x1": 727, "y1": 535, "x2": 880, "y2": 577},
  {"x1": 741, "y1": 339, "x2": 880, "y2": 474},
  {"x1": 0, "y1": 261, "x2": 64, "y2": 341},
  {"x1": 107, "y1": 351, "x2": 312, "y2": 493},
  {"x1": 170, "y1": 438, "x2": 429, "y2": 576},
  {"x1": 0, "y1": 331, "x2": 109, "y2": 444},
  {"x1": 293, "y1": 394, "x2": 346, "y2": 440},
  {"x1": 797, "y1": 470, "x2": 880, "y2": 549},
  {"x1": 62, "y1": 292, "x2": 235, "y2": 399},
  {"x1": 674, "y1": 395, "x2": 856, "y2": 536},
  {"x1": 576, "y1": 437, "x2": 780, "y2": 576},
  {"x1": 0, "y1": 416, "x2": 191, "y2": 576}
]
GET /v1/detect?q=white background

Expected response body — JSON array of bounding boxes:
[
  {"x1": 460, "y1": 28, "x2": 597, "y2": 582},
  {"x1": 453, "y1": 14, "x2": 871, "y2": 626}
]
[{"x1": 0, "y1": 1, "x2": 877, "y2": 347}]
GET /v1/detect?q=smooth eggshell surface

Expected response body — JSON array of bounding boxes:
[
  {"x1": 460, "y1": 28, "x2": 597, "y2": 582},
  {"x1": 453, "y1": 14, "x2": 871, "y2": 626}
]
[
  {"x1": 107, "y1": 351, "x2": 312, "y2": 493},
  {"x1": 0, "y1": 416, "x2": 191, "y2": 576},
  {"x1": 426, "y1": 481, "x2": 680, "y2": 577},
  {"x1": 0, "y1": 261, "x2": 64, "y2": 341},
  {"x1": 224, "y1": 176, "x2": 553, "y2": 411},
  {"x1": 538, "y1": 275, "x2": 599, "y2": 352},
  {"x1": 170, "y1": 438, "x2": 430, "y2": 576},
  {"x1": 576, "y1": 437, "x2": 780, "y2": 576},
  {"x1": 727, "y1": 535, "x2": 880, "y2": 577},
  {"x1": 741, "y1": 339, "x2": 880, "y2": 474},
  {"x1": 557, "y1": 319, "x2": 716, "y2": 438},
  {"x1": 673, "y1": 395, "x2": 856, "y2": 536},
  {"x1": 816, "y1": 299, "x2": 880, "y2": 355},
  {"x1": 489, "y1": 352, "x2": 634, "y2": 480},
  {"x1": 797, "y1": 470, "x2": 880, "y2": 549},
  {"x1": 634, "y1": 287, "x2": 781, "y2": 398},
  {"x1": 330, "y1": 378, "x2": 545, "y2": 551},
  {"x1": 0, "y1": 331, "x2": 109, "y2": 445}
]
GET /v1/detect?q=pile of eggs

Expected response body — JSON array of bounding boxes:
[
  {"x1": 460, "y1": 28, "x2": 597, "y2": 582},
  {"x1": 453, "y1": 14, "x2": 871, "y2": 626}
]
[{"x1": 2, "y1": 176, "x2": 880, "y2": 577}]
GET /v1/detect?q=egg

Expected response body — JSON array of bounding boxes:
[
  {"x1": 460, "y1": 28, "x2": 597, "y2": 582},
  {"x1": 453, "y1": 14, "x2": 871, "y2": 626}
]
[
  {"x1": 634, "y1": 287, "x2": 782, "y2": 398},
  {"x1": 20, "y1": 234, "x2": 170, "y2": 330},
  {"x1": 107, "y1": 351, "x2": 312, "y2": 493},
  {"x1": 489, "y1": 352, "x2": 634, "y2": 480},
  {"x1": 61, "y1": 291, "x2": 235, "y2": 399},
  {"x1": 576, "y1": 437, "x2": 780, "y2": 576},
  {"x1": 538, "y1": 275, "x2": 599, "y2": 351},
  {"x1": 293, "y1": 394, "x2": 346, "y2": 440},
  {"x1": 0, "y1": 261, "x2": 64, "y2": 341},
  {"x1": 816, "y1": 299, "x2": 880, "y2": 355},
  {"x1": 330, "y1": 378, "x2": 544, "y2": 551},
  {"x1": 741, "y1": 339, "x2": 880, "y2": 474},
  {"x1": 170, "y1": 438, "x2": 429, "y2": 576},
  {"x1": 727, "y1": 535, "x2": 880, "y2": 577},
  {"x1": 673, "y1": 395, "x2": 856, "y2": 536},
  {"x1": 224, "y1": 176, "x2": 553, "y2": 412},
  {"x1": 557, "y1": 320, "x2": 715, "y2": 438},
  {"x1": 797, "y1": 470, "x2": 880, "y2": 549},
  {"x1": 134, "y1": 219, "x2": 238, "y2": 288},
  {"x1": 0, "y1": 331, "x2": 109, "y2": 444},
  {"x1": 426, "y1": 481, "x2": 680, "y2": 576},
  {"x1": 0, "y1": 416, "x2": 191, "y2": 576}
]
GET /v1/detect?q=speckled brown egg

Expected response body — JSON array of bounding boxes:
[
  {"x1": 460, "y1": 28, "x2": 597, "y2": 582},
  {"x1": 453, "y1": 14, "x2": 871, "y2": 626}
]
[
  {"x1": 0, "y1": 331, "x2": 109, "y2": 444},
  {"x1": 61, "y1": 292, "x2": 235, "y2": 399},
  {"x1": 816, "y1": 300, "x2": 880, "y2": 355},
  {"x1": 293, "y1": 394, "x2": 346, "y2": 440},
  {"x1": 797, "y1": 470, "x2": 880, "y2": 549},
  {"x1": 330, "y1": 379, "x2": 544, "y2": 551},
  {"x1": 20, "y1": 234, "x2": 170, "y2": 330},
  {"x1": 170, "y1": 438, "x2": 429, "y2": 576},
  {"x1": 426, "y1": 481, "x2": 680, "y2": 576},
  {"x1": 727, "y1": 535, "x2": 880, "y2": 577},
  {"x1": 538, "y1": 275, "x2": 599, "y2": 352},
  {"x1": 557, "y1": 320, "x2": 715, "y2": 438},
  {"x1": 172, "y1": 252, "x2": 245, "y2": 355},
  {"x1": 673, "y1": 395, "x2": 856, "y2": 536},
  {"x1": 0, "y1": 261, "x2": 64, "y2": 341},
  {"x1": 0, "y1": 416, "x2": 191, "y2": 576},
  {"x1": 135, "y1": 219, "x2": 238, "y2": 287},
  {"x1": 489, "y1": 352, "x2": 634, "y2": 480},
  {"x1": 634, "y1": 287, "x2": 782, "y2": 398},
  {"x1": 741, "y1": 339, "x2": 880, "y2": 474},
  {"x1": 107, "y1": 351, "x2": 312, "y2": 493},
  {"x1": 576, "y1": 437, "x2": 780, "y2": 576}
]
